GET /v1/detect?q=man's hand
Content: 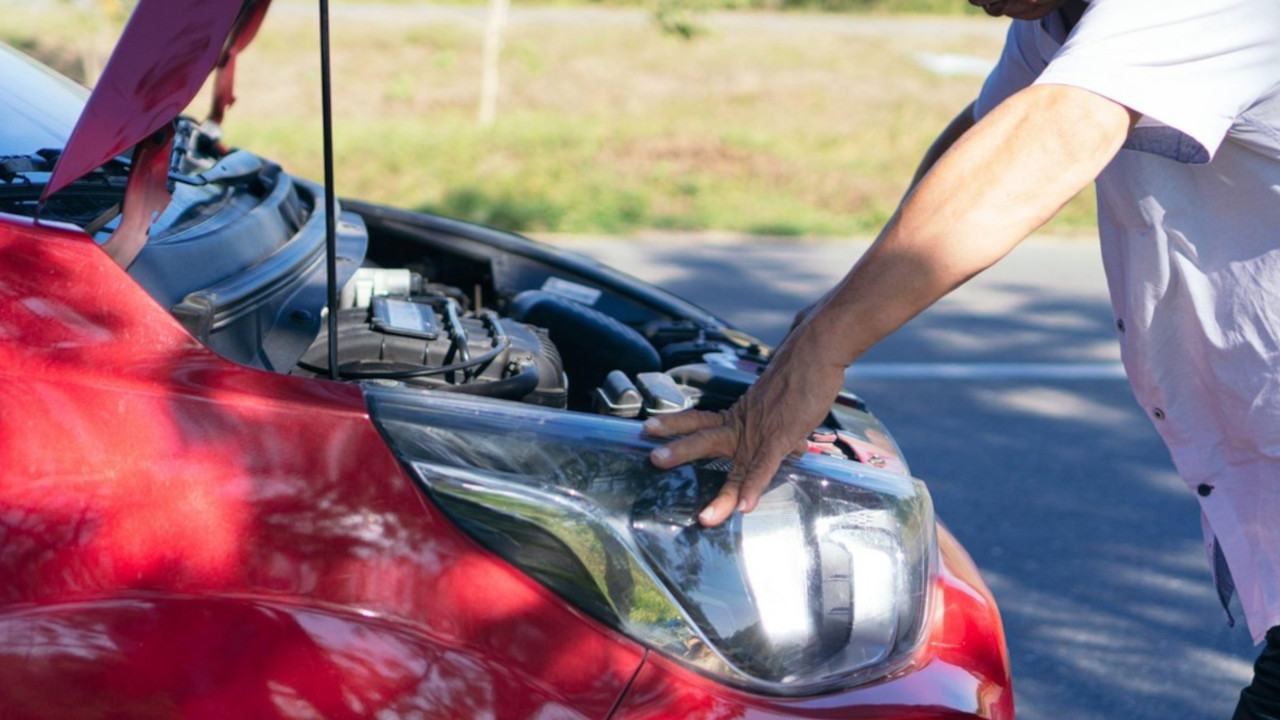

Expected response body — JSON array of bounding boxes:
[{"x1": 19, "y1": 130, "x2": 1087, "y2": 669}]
[{"x1": 644, "y1": 317, "x2": 847, "y2": 527}]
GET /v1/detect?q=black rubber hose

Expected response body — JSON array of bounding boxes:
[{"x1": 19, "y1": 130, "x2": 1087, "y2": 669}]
[
  {"x1": 508, "y1": 290, "x2": 661, "y2": 410},
  {"x1": 435, "y1": 362, "x2": 540, "y2": 400}
]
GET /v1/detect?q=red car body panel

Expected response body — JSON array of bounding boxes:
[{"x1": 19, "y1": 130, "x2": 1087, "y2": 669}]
[{"x1": 0, "y1": 215, "x2": 646, "y2": 718}]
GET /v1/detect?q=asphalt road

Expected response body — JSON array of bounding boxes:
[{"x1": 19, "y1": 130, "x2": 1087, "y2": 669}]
[{"x1": 551, "y1": 234, "x2": 1260, "y2": 720}]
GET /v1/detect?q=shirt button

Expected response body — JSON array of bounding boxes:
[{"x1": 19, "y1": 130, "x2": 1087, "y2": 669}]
[
  {"x1": 1116, "y1": 318, "x2": 1126, "y2": 332},
  {"x1": 1152, "y1": 407, "x2": 1165, "y2": 420},
  {"x1": 1197, "y1": 483, "x2": 1214, "y2": 497}
]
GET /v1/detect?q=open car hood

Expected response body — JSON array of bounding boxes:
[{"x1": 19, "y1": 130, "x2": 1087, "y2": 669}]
[{"x1": 42, "y1": 0, "x2": 272, "y2": 202}]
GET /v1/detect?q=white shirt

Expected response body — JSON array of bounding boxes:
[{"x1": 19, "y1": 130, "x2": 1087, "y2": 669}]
[{"x1": 975, "y1": 0, "x2": 1280, "y2": 645}]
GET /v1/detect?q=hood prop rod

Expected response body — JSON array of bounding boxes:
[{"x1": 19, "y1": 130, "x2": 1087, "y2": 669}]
[{"x1": 319, "y1": 0, "x2": 340, "y2": 380}]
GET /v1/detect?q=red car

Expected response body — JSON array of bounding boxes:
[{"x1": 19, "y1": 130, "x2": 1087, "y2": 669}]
[{"x1": 0, "y1": 1, "x2": 1011, "y2": 717}]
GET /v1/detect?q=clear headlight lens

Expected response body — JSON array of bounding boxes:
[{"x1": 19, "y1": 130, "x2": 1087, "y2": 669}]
[{"x1": 366, "y1": 386, "x2": 936, "y2": 696}]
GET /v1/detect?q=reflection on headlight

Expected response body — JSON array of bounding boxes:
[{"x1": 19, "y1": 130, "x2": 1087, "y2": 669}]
[
  {"x1": 742, "y1": 484, "x2": 815, "y2": 647},
  {"x1": 849, "y1": 537, "x2": 898, "y2": 665}
]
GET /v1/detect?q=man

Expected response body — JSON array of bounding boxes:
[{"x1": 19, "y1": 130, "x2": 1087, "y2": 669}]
[{"x1": 644, "y1": 0, "x2": 1280, "y2": 716}]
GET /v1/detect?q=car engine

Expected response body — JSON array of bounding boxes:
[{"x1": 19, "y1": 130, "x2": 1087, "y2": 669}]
[{"x1": 290, "y1": 265, "x2": 771, "y2": 420}]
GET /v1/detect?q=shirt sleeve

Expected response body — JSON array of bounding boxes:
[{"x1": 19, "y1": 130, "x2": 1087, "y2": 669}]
[
  {"x1": 974, "y1": 20, "x2": 1050, "y2": 122},
  {"x1": 1036, "y1": 0, "x2": 1280, "y2": 164}
]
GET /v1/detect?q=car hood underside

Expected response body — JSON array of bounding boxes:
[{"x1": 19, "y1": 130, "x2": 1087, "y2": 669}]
[{"x1": 43, "y1": 0, "x2": 272, "y2": 202}]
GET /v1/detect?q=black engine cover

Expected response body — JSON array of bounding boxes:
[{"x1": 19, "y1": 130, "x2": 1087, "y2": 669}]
[{"x1": 295, "y1": 296, "x2": 567, "y2": 407}]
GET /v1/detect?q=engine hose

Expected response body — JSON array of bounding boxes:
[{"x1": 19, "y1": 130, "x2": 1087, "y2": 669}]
[{"x1": 435, "y1": 361, "x2": 540, "y2": 399}]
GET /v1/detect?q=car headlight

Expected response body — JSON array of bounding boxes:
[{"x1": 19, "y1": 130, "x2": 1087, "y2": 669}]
[{"x1": 365, "y1": 385, "x2": 937, "y2": 696}]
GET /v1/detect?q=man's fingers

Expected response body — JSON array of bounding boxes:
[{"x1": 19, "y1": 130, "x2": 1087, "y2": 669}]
[
  {"x1": 650, "y1": 425, "x2": 736, "y2": 468},
  {"x1": 698, "y1": 482, "x2": 743, "y2": 527},
  {"x1": 732, "y1": 454, "x2": 787, "y2": 515},
  {"x1": 698, "y1": 445, "x2": 793, "y2": 526},
  {"x1": 650, "y1": 404, "x2": 808, "y2": 525},
  {"x1": 643, "y1": 409, "x2": 727, "y2": 438}
]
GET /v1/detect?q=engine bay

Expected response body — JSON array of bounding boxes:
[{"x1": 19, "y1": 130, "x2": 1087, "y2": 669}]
[
  {"x1": 50, "y1": 116, "x2": 891, "y2": 467},
  {"x1": 5, "y1": 116, "x2": 775, "y2": 424},
  {"x1": 289, "y1": 248, "x2": 772, "y2": 420}
]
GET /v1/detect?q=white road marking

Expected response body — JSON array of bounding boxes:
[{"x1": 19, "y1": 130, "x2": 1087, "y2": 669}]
[{"x1": 845, "y1": 362, "x2": 1127, "y2": 381}]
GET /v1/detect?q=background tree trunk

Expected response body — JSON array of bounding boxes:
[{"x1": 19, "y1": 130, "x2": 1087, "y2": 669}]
[{"x1": 479, "y1": 0, "x2": 511, "y2": 127}]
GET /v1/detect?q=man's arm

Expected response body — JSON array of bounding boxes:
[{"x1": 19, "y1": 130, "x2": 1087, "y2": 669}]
[
  {"x1": 648, "y1": 83, "x2": 1138, "y2": 527},
  {"x1": 908, "y1": 100, "x2": 978, "y2": 192}
]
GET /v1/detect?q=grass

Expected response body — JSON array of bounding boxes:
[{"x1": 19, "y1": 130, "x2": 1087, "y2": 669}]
[
  {"x1": 62, "y1": 0, "x2": 987, "y2": 13},
  {"x1": 2, "y1": 2, "x2": 1097, "y2": 238}
]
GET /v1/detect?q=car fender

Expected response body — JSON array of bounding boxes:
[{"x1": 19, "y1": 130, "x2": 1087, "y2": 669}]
[{"x1": 0, "y1": 214, "x2": 645, "y2": 718}]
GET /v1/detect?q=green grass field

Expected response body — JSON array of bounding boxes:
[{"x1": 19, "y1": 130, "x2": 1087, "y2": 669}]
[{"x1": 4, "y1": 1, "x2": 1096, "y2": 238}]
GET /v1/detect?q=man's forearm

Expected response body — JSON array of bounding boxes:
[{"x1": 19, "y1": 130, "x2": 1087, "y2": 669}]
[
  {"x1": 803, "y1": 83, "x2": 1137, "y2": 367},
  {"x1": 907, "y1": 100, "x2": 978, "y2": 193}
]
